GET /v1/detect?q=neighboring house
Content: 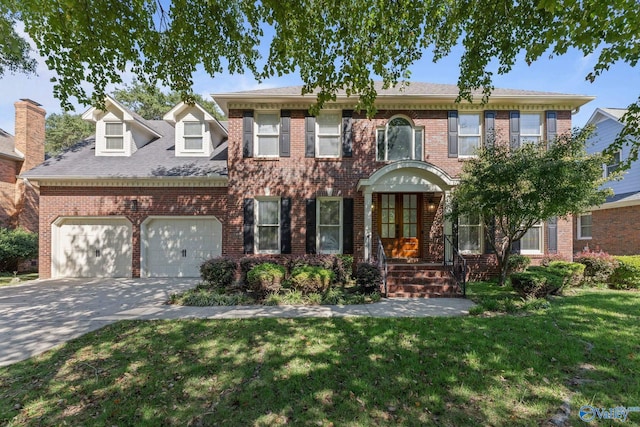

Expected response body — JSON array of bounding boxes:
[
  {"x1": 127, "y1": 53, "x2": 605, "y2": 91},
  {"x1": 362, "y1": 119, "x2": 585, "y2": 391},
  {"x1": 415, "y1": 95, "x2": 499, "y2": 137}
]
[
  {"x1": 573, "y1": 108, "x2": 640, "y2": 255},
  {"x1": 0, "y1": 99, "x2": 45, "y2": 233},
  {"x1": 23, "y1": 83, "x2": 593, "y2": 287}
]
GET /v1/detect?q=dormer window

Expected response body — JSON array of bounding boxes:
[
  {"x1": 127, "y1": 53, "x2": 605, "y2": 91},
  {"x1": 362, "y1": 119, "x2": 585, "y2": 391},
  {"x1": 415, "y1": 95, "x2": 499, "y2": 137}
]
[
  {"x1": 105, "y1": 122, "x2": 124, "y2": 151},
  {"x1": 183, "y1": 121, "x2": 204, "y2": 151}
]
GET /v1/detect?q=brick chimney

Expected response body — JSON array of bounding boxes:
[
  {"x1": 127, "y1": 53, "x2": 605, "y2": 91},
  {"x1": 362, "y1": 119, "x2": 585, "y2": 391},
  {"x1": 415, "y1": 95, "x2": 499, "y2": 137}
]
[{"x1": 14, "y1": 99, "x2": 45, "y2": 174}]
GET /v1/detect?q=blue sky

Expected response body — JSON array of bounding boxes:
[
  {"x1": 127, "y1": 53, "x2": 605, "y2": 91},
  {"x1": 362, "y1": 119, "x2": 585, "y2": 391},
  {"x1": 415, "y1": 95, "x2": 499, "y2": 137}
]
[{"x1": 1, "y1": 28, "x2": 639, "y2": 134}]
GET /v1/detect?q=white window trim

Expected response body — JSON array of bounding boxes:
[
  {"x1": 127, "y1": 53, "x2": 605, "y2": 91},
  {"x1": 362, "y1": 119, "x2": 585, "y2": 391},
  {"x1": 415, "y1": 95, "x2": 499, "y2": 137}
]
[
  {"x1": 255, "y1": 197, "x2": 281, "y2": 254},
  {"x1": 458, "y1": 214, "x2": 483, "y2": 255},
  {"x1": 520, "y1": 222, "x2": 544, "y2": 255},
  {"x1": 519, "y1": 112, "x2": 543, "y2": 144},
  {"x1": 458, "y1": 113, "x2": 482, "y2": 158},
  {"x1": 317, "y1": 197, "x2": 343, "y2": 254},
  {"x1": 104, "y1": 121, "x2": 125, "y2": 152},
  {"x1": 376, "y1": 115, "x2": 424, "y2": 162},
  {"x1": 577, "y1": 212, "x2": 593, "y2": 240},
  {"x1": 254, "y1": 110, "x2": 280, "y2": 158},
  {"x1": 605, "y1": 151, "x2": 621, "y2": 177},
  {"x1": 182, "y1": 121, "x2": 205, "y2": 152},
  {"x1": 315, "y1": 111, "x2": 342, "y2": 158}
]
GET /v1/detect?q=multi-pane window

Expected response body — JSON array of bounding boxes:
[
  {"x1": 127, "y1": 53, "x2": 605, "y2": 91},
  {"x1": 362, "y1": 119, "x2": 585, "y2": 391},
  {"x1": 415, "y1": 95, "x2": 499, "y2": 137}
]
[
  {"x1": 256, "y1": 199, "x2": 280, "y2": 253},
  {"x1": 520, "y1": 114, "x2": 542, "y2": 144},
  {"x1": 458, "y1": 114, "x2": 481, "y2": 156},
  {"x1": 183, "y1": 122, "x2": 204, "y2": 150},
  {"x1": 316, "y1": 112, "x2": 341, "y2": 158},
  {"x1": 521, "y1": 222, "x2": 543, "y2": 254},
  {"x1": 105, "y1": 122, "x2": 124, "y2": 150},
  {"x1": 377, "y1": 116, "x2": 423, "y2": 161},
  {"x1": 255, "y1": 112, "x2": 280, "y2": 156},
  {"x1": 458, "y1": 213, "x2": 482, "y2": 254},
  {"x1": 606, "y1": 151, "x2": 621, "y2": 177},
  {"x1": 380, "y1": 194, "x2": 396, "y2": 238},
  {"x1": 318, "y1": 198, "x2": 342, "y2": 253},
  {"x1": 578, "y1": 213, "x2": 592, "y2": 239}
]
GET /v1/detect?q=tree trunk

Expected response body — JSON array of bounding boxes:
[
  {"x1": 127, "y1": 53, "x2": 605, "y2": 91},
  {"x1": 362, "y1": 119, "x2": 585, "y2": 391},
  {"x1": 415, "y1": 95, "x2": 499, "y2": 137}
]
[{"x1": 496, "y1": 242, "x2": 512, "y2": 286}]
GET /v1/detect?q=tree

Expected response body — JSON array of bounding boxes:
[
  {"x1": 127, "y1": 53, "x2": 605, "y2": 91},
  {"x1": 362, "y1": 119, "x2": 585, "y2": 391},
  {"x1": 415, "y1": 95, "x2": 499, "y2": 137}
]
[
  {"x1": 45, "y1": 113, "x2": 93, "y2": 156},
  {"x1": 0, "y1": 8, "x2": 36, "y2": 77},
  {"x1": 4, "y1": 1, "x2": 640, "y2": 153},
  {"x1": 449, "y1": 129, "x2": 611, "y2": 286}
]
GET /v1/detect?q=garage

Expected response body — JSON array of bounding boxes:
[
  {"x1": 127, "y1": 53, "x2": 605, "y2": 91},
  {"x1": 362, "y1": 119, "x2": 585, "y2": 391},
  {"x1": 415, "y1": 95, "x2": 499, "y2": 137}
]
[
  {"x1": 52, "y1": 217, "x2": 132, "y2": 278},
  {"x1": 141, "y1": 216, "x2": 222, "y2": 277}
]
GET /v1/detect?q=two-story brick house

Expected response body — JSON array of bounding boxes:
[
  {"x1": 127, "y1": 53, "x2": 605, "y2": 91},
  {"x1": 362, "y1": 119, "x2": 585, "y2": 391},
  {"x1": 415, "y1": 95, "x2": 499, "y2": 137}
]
[{"x1": 23, "y1": 82, "x2": 593, "y2": 288}]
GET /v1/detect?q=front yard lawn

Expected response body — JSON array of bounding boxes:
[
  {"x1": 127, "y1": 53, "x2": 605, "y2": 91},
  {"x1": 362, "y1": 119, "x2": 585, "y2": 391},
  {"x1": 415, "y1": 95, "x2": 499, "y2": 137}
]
[
  {"x1": 0, "y1": 272, "x2": 38, "y2": 287},
  {"x1": 1, "y1": 287, "x2": 639, "y2": 426}
]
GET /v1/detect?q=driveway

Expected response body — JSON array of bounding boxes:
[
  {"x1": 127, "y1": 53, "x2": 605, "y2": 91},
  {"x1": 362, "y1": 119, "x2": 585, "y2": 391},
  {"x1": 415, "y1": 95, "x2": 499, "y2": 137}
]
[{"x1": 0, "y1": 278, "x2": 199, "y2": 367}]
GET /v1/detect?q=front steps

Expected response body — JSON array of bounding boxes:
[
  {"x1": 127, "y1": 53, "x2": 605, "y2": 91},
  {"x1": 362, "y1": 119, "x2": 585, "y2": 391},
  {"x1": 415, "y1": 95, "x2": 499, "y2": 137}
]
[{"x1": 383, "y1": 263, "x2": 463, "y2": 298}]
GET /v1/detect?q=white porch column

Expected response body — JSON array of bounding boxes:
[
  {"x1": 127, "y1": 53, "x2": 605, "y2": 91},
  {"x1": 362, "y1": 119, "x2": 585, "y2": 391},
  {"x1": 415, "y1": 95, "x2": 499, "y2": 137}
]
[
  {"x1": 443, "y1": 190, "x2": 453, "y2": 263},
  {"x1": 364, "y1": 189, "x2": 373, "y2": 262}
]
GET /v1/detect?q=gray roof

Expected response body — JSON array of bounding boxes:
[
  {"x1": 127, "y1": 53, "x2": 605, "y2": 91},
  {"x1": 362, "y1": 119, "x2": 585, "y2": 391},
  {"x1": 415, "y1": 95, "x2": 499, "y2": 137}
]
[
  {"x1": 22, "y1": 120, "x2": 227, "y2": 179},
  {"x1": 0, "y1": 128, "x2": 22, "y2": 160},
  {"x1": 605, "y1": 190, "x2": 640, "y2": 204},
  {"x1": 601, "y1": 108, "x2": 628, "y2": 121}
]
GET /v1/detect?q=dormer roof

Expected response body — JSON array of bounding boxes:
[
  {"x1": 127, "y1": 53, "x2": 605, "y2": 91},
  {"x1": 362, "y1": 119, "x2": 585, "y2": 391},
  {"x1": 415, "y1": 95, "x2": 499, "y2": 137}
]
[{"x1": 82, "y1": 95, "x2": 162, "y2": 138}]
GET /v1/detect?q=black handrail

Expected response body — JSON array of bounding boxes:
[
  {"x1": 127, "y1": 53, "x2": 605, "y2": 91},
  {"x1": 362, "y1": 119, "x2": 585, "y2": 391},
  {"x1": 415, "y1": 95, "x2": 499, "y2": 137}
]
[
  {"x1": 443, "y1": 234, "x2": 467, "y2": 296},
  {"x1": 375, "y1": 235, "x2": 388, "y2": 297}
]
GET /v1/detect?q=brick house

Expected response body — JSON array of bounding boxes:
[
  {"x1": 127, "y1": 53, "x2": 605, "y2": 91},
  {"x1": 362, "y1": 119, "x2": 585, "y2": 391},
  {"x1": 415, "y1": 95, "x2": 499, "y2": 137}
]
[
  {"x1": 23, "y1": 83, "x2": 593, "y2": 289},
  {"x1": 573, "y1": 108, "x2": 640, "y2": 255},
  {"x1": 0, "y1": 99, "x2": 45, "y2": 233}
]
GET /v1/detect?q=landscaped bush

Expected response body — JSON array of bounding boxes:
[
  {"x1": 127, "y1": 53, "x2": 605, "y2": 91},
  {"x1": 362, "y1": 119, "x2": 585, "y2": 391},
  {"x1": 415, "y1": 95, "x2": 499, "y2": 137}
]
[
  {"x1": 574, "y1": 250, "x2": 619, "y2": 286},
  {"x1": 336, "y1": 255, "x2": 354, "y2": 280},
  {"x1": 239, "y1": 256, "x2": 283, "y2": 285},
  {"x1": 610, "y1": 256, "x2": 640, "y2": 289},
  {"x1": 546, "y1": 261, "x2": 585, "y2": 288},
  {"x1": 200, "y1": 257, "x2": 237, "y2": 289},
  {"x1": 0, "y1": 227, "x2": 38, "y2": 272},
  {"x1": 355, "y1": 262, "x2": 382, "y2": 294},
  {"x1": 510, "y1": 269, "x2": 564, "y2": 298},
  {"x1": 246, "y1": 263, "x2": 286, "y2": 295},
  {"x1": 540, "y1": 253, "x2": 569, "y2": 267},
  {"x1": 507, "y1": 254, "x2": 530, "y2": 274},
  {"x1": 290, "y1": 265, "x2": 334, "y2": 294}
]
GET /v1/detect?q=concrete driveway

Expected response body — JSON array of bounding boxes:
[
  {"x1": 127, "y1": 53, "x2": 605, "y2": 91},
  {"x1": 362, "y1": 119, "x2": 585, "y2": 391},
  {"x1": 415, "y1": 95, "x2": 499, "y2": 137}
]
[{"x1": 0, "y1": 278, "x2": 199, "y2": 367}]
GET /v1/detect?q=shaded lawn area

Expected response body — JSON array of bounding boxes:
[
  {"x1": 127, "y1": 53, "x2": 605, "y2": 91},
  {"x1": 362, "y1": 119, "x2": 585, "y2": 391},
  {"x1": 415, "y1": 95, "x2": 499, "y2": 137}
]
[
  {"x1": 0, "y1": 273, "x2": 38, "y2": 287},
  {"x1": 1, "y1": 288, "x2": 639, "y2": 426}
]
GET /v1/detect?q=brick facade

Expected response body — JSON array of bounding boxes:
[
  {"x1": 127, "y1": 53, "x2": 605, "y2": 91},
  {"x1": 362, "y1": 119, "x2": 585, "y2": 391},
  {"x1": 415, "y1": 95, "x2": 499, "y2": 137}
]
[{"x1": 573, "y1": 206, "x2": 640, "y2": 255}]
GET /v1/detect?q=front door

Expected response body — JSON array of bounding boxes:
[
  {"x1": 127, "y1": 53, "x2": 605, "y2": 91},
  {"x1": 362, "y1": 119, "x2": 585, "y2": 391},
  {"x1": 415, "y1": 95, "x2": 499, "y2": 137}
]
[{"x1": 379, "y1": 193, "x2": 421, "y2": 258}]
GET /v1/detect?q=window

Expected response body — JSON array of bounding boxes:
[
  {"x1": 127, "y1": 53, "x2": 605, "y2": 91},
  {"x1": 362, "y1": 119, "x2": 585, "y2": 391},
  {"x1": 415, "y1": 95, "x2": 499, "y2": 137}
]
[
  {"x1": 183, "y1": 121, "x2": 204, "y2": 150},
  {"x1": 520, "y1": 113, "x2": 542, "y2": 144},
  {"x1": 317, "y1": 198, "x2": 342, "y2": 253},
  {"x1": 521, "y1": 222, "x2": 543, "y2": 254},
  {"x1": 377, "y1": 116, "x2": 423, "y2": 161},
  {"x1": 255, "y1": 112, "x2": 280, "y2": 156},
  {"x1": 606, "y1": 151, "x2": 621, "y2": 177},
  {"x1": 458, "y1": 213, "x2": 482, "y2": 254},
  {"x1": 105, "y1": 122, "x2": 124, "y2": 150},
  {"x1": 256, "y1": 198, "x2": 280, "y2": 253},
  {"x1": 316, "y1": 112, "x2": 341, "y2": 158},
  {"x1": 458, "y1": 114, "x2": 481, "y2": 156},
  {"x1": 578, "y1": 213, "x2": 592, "y2": 240}
]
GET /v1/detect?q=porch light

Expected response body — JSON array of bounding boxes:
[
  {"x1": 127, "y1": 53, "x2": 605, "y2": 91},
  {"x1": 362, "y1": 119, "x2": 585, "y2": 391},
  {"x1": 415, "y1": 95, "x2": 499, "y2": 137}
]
[
  {"x1": 428, "y1": 199, "x2": 436, "y2": 212},
  {"x1": 326, "y1": 187, "x2": 333, "y2": 197}
]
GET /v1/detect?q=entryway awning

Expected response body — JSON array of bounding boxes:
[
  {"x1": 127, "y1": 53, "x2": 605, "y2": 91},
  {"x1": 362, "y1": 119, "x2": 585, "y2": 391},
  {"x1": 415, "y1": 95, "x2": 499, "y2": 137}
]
[{"x1": 357, "y1": 160, "x2": 458, "y2": 193}]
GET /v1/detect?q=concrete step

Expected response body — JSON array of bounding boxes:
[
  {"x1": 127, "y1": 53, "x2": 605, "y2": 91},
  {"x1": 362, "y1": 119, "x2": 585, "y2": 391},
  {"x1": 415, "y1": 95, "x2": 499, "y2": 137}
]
[{"x1": 385, "y1": 283, "x2": 462, "y2": 298}]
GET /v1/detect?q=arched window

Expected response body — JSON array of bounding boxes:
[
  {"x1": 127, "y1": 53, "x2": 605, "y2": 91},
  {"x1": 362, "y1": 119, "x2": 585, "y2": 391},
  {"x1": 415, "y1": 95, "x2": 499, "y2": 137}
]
[{"x1": 377, "y1": 116, "x2": 423, "y2": 161}]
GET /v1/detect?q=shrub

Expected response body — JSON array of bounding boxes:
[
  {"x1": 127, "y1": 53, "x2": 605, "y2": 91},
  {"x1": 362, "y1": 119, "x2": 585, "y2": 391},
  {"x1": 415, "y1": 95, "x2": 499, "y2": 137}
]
[
  {"x1": 336, "y1": 255, "x2": 354, "y2": 280},
  {"x1": 540, "y1": 253, "x2": 569, "y2": 267},
  {"x1": 546, "y1": 261, "x2": 585, "y2": 288},
  {"x1": 286, "y1": 255, "x2": 348, "y2": 284},
  {"x1": 355, "y1": 263, "x2": 382, "y2": 294},
  {"x1": 510, "y1": 269, "x2": 564, "y2": 298},
  {"x1": 246, "y1": 263, "x2": 286, "y2": 295},
  {"x1": 200, "y1": 257, "x2": 237, "y2": 288},
  {"x1": 507, "y1": 254, "x2": 530, "y2": 274},
  {"x1": 0, "y1": 228, "x2": 38, "y2": 272},
  {"x1": 290, "y1": 265, "x2": 334, "y2": 294},
  {"x1": 610, "y1": 256, "x2": 640, "y2": 289},
  {"x1": 574, "y1": 250, "x2": 618, "y2": 286},
  {"x1": 239, "y1": 256, "x2": 283, "y2": 285}
]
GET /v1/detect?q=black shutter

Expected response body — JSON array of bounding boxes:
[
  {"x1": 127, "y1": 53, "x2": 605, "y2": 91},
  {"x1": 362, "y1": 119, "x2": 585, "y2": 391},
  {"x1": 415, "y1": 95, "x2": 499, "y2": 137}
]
[
  {"x1": 342, "y1": 110, "x2": 353, "y2": 157},
  {"x1": 242, "y1": 111, "x2": 253, "y2": 158},
  {"x1": 305, "y1": 115, "x2": 316, "y2": 157},
  {"x1": 511, "y1": 239, "x2": 521, "y2": 254},
  {"x1": 305, "y1": 199, "x2": 316, "y2": 254},
  {"x1": 510, "y1": 111, "x2": 520, "y2": 150},
  {"x1": 280, "y1": 197, "x2": 292, "y2": 254},
  {"x1": 243, "y1": 198, "x2": 254, "y2": 254},
  {"x1": 547, "y1": 217, "x2": 558, "y2": 254},
  {"x1": 279, "y1": 110, "x2": 290, "y2": 157},
  {"x1": 484, "y1": 111, "x2": 496, "y2": 148},
  {"x1": 343, "y1": 198, "x2": 354, "y2": 254},
  {"x1": 484, "y1": 216, "x2": 496, "y2": 254},
  {"x1": 546, "y1": 111, "x2": 557, "y2": 148},
  {"x1": 448, "y1": 111, "x2": 458, "y2": 158}
]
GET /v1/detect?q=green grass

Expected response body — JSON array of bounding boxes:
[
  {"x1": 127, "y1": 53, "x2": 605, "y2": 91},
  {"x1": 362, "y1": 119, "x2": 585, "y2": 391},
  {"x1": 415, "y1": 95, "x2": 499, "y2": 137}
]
[
  {"x1": 1, "y1": 288, "x2": 639, "y2": 426},
  {"x1": 0, "y1": 272, "x2": 38, "y2": 287}
]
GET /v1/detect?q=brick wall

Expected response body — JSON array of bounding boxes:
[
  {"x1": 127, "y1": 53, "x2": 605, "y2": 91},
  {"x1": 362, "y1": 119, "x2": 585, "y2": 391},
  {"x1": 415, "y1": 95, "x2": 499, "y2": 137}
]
[
  {"x1": 573, "y1": 206, "x2": 640, "y2": 255},
  {"x1": 38, "y1": 186, "x2": 228, "y2": 278},
  {"x1": 0, "y1": 157, "x2": 18, "y2": 228}
]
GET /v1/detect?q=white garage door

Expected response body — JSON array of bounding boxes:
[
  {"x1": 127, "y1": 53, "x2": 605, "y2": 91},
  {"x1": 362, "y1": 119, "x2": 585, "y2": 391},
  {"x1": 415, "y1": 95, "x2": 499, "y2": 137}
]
[
  {"x1": 53, "y1": 218, "x2": 132, "y2": 278},
  {"x1": 143, "y1": 217, "x2": 222, "y2": 277}
]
